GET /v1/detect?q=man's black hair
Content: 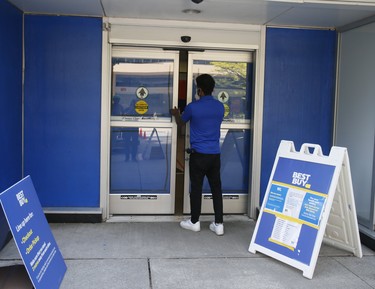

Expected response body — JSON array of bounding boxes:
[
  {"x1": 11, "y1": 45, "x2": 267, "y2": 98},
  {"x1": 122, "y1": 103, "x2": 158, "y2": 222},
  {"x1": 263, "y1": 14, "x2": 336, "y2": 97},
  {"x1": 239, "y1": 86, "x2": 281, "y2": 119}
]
[{"x1": 196, "y1": 74, "x2": 215, "y2": 96}]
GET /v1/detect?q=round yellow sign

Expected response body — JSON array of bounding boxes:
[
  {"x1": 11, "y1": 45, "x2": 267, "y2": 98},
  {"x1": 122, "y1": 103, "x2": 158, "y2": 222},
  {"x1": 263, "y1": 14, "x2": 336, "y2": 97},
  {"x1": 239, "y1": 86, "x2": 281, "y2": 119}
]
[
  {"x1": 135, "y1": 100, "x2": 149, "y2": 115},
  {"x1": 223, "y1": 103, "x2": 230, "y2": 117}
]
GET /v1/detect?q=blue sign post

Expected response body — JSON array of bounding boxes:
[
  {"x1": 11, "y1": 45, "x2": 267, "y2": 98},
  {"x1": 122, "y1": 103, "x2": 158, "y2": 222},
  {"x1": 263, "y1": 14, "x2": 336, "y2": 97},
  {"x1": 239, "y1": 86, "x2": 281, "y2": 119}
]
[{"x1": 0, "y1": 176, "x2": 67, "y2": 289}]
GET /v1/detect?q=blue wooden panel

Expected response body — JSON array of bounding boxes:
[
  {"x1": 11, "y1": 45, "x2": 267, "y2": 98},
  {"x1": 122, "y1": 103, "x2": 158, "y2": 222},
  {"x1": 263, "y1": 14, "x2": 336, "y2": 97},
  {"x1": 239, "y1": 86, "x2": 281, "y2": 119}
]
[
  {"x1": 261, "y1": 28, "x2": 336, "y2": 203},
  {"x1": 24, "y1": 15, "x2": 102, "y2": 207},
  {"x1": 0, "y1": 0, "x2": 23, "y2": 191},
  {"x1": 0, "y1": 0, "x2": 22, "y2": 249}
]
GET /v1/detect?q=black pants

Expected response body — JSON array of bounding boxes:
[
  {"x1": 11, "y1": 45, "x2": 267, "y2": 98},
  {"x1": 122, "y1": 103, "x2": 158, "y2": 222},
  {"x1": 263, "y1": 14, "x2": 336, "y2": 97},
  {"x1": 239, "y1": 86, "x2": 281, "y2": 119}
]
[{"x1": 189, "y1": 153, "x2": 223, "y2": 224}]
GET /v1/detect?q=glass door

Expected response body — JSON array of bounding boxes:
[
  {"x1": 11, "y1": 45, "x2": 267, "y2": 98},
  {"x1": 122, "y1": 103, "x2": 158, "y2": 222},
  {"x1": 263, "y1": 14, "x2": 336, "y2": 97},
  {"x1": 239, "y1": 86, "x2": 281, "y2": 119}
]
[
  {"x1": 183, "y1": 50, "x2": 254, "y2": 214},
  {"x1": 109, "y1": 48, "x2": 179, "y2": 214}
]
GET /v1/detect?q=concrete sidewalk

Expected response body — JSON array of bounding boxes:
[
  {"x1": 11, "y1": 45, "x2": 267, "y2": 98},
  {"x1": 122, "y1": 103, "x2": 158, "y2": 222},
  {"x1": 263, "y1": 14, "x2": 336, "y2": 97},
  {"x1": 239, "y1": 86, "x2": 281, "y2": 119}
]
[{"x1": 0, "y1": 216, "x2": 374, "y2": 289}]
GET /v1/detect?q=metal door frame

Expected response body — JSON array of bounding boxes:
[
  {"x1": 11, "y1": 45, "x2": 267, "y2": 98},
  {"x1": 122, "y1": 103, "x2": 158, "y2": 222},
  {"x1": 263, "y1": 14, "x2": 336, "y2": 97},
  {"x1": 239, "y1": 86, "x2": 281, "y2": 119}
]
[
  {"x1": 183, "y1": 50, "x2": 254, "y2": 215},
  {"x1": 106, "y1": 47, "x2": 179, "y2": 216}
]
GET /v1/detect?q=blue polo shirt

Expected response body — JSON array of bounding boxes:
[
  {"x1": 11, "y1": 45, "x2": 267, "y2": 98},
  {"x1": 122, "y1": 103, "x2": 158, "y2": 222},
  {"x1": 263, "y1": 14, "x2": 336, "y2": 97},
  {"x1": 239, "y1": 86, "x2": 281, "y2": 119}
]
[{"x1": 181, "y1": 96, "x2": 224, "y2": 154}]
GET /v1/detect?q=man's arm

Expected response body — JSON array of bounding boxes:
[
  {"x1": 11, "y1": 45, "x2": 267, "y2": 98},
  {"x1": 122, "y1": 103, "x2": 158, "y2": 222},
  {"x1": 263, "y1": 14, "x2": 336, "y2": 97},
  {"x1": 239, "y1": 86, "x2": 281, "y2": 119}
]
[{"x1": 170, "y1": 107, "x2": 185, "y2": 127}]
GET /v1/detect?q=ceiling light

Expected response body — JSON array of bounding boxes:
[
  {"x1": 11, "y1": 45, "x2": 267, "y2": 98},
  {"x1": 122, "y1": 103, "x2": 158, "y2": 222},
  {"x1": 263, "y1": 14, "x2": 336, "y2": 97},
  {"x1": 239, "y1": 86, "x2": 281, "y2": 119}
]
[
  {"x1": 191, "y1": 0, "x2": 204, "y2": 3},
  {"x1": 182, "y1": 9, "x2": 201, "y2": 14}
]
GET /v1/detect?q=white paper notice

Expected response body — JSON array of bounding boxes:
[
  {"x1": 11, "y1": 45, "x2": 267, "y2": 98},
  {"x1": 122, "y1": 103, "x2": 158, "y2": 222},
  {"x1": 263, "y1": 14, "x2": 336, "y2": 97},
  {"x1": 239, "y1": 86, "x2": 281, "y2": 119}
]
[
  {"x1": 269, "y1": 217, "x2": 302, "y2": 250},
  {"x1": 282, "y1": 188, "x2": 306, "y2": 218}
]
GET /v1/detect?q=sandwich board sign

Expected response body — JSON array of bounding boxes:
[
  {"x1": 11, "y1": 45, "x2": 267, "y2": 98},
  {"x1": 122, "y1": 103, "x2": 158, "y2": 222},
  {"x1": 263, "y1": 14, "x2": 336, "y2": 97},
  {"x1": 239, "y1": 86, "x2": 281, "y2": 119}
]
[
  {"x1": 249, "y1": 140, "x2": 362, "y2": 279},
  {"x1": 0, "y1": 176, "x2": 67, "y2": 289}
]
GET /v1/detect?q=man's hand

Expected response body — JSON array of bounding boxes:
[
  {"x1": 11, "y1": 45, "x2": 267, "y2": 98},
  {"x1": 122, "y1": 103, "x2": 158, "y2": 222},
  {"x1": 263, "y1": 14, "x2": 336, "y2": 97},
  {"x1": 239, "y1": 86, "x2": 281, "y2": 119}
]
[
  {"x1": 170, "y1": 106, "x2": 184, "y2": 126},
  {"x1": 170, "y1": 106, "x2": 180, "y2": 117}
]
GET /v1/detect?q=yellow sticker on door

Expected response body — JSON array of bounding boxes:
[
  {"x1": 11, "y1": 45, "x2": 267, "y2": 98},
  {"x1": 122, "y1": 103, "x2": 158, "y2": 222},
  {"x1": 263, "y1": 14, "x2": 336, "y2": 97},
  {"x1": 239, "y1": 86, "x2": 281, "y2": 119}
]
[
  {"x1": 135, "y1": 100, "x2": 149, "y2": 115},
  {"x1": 224, "y1": 103, "x2": 230, "y2": 117}
]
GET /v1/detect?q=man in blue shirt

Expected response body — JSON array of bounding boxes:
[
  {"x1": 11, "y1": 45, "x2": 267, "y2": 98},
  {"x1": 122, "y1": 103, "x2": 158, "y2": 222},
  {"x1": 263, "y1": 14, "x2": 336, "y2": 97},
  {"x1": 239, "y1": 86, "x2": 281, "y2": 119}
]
[{"x1": 171, "y1": 74, "x2": 225, "y2": 236}]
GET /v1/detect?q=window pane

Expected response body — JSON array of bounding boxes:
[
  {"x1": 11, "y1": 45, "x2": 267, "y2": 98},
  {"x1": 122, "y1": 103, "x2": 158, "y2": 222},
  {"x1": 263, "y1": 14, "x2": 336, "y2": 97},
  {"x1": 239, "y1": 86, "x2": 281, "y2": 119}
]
[
  {"x1": 111, "y1": 57, "x2": 174, "y2": 119},
  {"x1": 192, "y1": 60, "x2": 253, "y2": 123},
  {"x1": 110, "y1": 127, "x2": 172, "y2": 194},
  {"x1": 202, "y1": 129, "x2": 251, "y2": 194}
]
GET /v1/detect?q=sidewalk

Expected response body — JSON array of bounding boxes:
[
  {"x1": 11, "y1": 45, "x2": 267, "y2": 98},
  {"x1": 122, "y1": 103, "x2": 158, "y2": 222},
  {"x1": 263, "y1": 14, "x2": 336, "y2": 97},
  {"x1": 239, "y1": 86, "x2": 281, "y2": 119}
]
[{"x1": 0, "y1": 216, "x2": 374, "y2": 289}]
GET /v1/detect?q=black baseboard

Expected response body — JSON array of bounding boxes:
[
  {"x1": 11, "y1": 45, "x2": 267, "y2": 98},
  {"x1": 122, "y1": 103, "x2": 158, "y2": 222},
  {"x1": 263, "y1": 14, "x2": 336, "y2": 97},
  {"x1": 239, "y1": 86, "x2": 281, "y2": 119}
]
[
  {"x1": 45, "y1": 213, "x2": 102, "y2": 223},
  {"x1": 360, "y1": 232, "x2": 375, "y2": 252}
]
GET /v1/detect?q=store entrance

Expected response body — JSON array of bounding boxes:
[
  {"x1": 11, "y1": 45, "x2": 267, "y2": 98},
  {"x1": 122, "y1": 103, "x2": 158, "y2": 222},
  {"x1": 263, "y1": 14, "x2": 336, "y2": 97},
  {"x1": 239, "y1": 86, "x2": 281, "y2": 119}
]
[{"x1": 108, "y1": 47, "x2": 254, "y2": 216}]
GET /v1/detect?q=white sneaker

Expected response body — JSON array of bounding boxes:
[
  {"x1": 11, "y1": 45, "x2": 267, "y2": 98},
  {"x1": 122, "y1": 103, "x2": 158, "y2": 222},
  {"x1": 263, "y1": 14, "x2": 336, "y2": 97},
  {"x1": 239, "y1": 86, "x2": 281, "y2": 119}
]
[
  {"x1": 209, "y1": 222, "x2": 224, "y2": 236},
  {"x1": 180, "y1": 219, "x2": 200, "y2": 232}
]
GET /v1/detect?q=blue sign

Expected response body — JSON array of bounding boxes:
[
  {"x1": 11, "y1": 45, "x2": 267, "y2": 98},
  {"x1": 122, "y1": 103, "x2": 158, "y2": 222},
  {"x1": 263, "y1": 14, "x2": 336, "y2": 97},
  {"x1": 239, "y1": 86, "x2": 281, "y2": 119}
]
[
  {"x1": 0, "y1": 176, "x2": 67, "y2": 289},
  {"x1": 265, "y1": 184, "x2": 288, "y2": 212},
  {"x1": 299, "y1": 193, "x2": 326, "y2": 226},
  {"x1": 272, "y1": 157, "x2": 334, "y2": 193},
  {"x1": 255, "y1": 157, "x2": 335, "y2": 265}
]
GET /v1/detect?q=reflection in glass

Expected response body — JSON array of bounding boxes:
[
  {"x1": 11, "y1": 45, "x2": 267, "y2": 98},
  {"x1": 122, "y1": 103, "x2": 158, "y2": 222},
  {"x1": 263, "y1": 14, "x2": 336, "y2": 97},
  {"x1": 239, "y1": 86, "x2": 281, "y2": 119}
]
[
  {"x1": 110, "y1": 127, "x2": 172, "y2": 194},
  {"x1": 202, "y1": 129, "x2": 251, "y2": 195},
  {"x1": 192, "y1": 60, "x2": 253, "y2": 122},
  {"x1": 111, "y1": 57, "x2": 174, "y2": 119}
]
